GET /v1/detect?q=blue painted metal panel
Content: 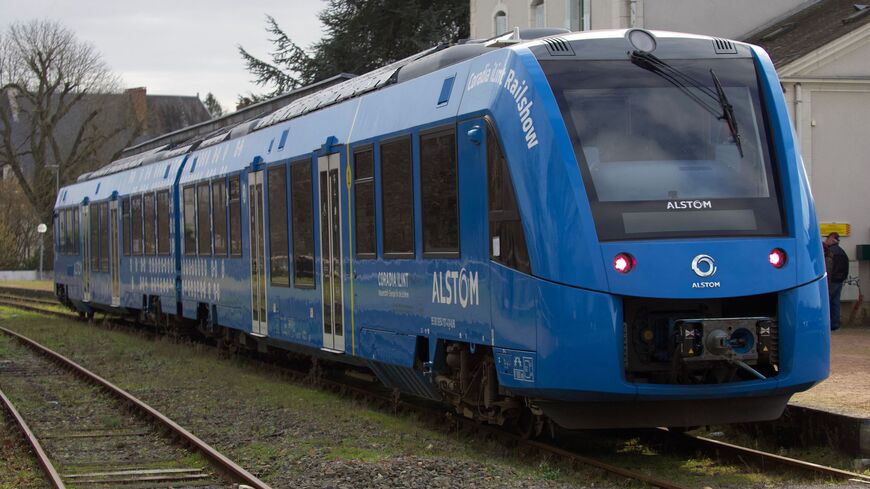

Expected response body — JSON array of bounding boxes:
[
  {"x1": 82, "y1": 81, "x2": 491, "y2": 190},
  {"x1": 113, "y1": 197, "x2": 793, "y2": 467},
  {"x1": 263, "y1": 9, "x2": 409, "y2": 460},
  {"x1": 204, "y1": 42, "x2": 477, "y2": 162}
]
[{"x1": 359, "y1": 328, "x2": 417, "y2": 367}]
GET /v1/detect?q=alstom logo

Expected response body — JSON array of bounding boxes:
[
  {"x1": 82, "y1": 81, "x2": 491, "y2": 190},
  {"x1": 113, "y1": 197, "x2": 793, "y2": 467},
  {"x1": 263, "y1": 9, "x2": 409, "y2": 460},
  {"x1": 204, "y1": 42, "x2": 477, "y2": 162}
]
[{"x1": 667, "y1": 200, "x2": 712, "y2": 210}]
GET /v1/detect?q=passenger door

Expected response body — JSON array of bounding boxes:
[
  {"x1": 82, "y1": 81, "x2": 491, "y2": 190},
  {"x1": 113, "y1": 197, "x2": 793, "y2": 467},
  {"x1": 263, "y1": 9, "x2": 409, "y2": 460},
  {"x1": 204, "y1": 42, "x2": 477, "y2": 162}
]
[
  {"x1": 249, "y1": 171, "x2": 268, "y2": 336},
  {"x1": 318, "y1": 153, "x2": 345, "y2": 352},
  {"x1": 81, "y1": 203, "x2": 91, "y2": 302},
  {"x1": 109, "y1": 200, "x2": 120, "y2": 306}
]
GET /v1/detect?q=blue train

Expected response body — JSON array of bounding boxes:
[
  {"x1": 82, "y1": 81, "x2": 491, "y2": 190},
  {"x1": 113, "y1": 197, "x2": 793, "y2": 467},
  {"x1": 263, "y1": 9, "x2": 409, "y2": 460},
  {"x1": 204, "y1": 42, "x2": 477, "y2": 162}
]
[{"x1": 52, "y1": 29, "x2": 829, "y2": 430}]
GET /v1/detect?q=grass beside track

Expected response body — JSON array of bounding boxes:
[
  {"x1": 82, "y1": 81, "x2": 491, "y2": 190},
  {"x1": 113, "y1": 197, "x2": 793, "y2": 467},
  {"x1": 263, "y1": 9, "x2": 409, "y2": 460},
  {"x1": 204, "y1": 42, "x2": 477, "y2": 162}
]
[
  {"x1": 0, "y1": 409, "x2": 48, "y2": 489},
  {"x1": 0, "y1": 306, "x2": 856, "y2": 489}
]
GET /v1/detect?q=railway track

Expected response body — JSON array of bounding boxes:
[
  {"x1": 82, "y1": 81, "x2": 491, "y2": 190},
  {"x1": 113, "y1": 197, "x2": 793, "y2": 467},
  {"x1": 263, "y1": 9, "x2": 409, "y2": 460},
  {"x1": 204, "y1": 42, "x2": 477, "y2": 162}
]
[
  {"x1": 1, "y1": 288, "x2": 868, "y2": 488},
  {"x1": 0, "y1": 322, "x2": 271, "y2": 489}
]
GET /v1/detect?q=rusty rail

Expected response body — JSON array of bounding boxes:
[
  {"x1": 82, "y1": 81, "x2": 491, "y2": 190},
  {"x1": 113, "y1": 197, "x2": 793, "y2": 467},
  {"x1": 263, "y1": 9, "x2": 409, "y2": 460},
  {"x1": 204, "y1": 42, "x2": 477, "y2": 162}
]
[
  {"x1": 0, "y1": 387, "x2": 66, "y2": 488},
  {"x1": 0, "y1": 325, "x2": 272, "y2": 489}
]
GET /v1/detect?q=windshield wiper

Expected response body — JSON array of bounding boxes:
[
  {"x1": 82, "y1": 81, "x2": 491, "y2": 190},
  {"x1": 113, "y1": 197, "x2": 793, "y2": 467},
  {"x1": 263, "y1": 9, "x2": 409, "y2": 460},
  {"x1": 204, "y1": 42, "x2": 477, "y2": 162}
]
[
  {"x1": 710, "y1": 69, "x2": 743, "y2": 157},
  {"x1": 630, "y1": 51, "x2": 744, "y2": 157}
]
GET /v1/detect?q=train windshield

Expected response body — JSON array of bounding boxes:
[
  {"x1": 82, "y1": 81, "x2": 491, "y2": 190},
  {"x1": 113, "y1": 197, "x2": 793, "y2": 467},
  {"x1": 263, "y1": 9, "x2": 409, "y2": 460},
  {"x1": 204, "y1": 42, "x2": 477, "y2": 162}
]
[{"x1": 541, "y1": 58, "x2": 784, "y2": 241}]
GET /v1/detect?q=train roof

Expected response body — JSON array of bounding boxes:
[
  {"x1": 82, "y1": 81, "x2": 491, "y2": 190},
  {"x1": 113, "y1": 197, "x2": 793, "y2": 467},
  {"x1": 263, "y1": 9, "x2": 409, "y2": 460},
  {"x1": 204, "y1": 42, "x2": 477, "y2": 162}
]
[{"x1": 60, "y1": 28, "x2": 751, "y2": 206}]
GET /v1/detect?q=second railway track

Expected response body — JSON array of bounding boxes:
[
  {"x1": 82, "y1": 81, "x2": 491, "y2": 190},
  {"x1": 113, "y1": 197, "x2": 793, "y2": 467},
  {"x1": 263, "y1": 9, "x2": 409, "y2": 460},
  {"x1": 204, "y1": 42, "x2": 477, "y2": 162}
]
[
  {"x1": 0, "y1": 322, "x2": 270, "y2": 489},
  {"x1": 1, "y1": 289, "x2": 868, "y2": 488}
]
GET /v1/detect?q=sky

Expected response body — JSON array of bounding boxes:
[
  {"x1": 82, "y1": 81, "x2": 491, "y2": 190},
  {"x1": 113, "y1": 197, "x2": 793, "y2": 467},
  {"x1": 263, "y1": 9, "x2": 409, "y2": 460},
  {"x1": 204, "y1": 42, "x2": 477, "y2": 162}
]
[{"x1": 0, "y1": 0, "x2": 328, "y2": 112}]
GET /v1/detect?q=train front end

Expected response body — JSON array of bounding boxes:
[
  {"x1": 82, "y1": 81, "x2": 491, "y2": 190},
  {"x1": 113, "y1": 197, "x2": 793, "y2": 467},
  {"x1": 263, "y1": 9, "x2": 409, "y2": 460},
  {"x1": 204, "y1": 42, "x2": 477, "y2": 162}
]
[{"x1": 480, "y1": 30, "x2": 829, "y2": 428}]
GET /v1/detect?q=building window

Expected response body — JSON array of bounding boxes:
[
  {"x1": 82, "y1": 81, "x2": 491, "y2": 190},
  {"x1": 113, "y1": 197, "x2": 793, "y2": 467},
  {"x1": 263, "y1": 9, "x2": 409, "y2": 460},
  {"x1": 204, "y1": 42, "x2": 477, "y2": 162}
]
[
  {"x1": 353, "y1": 148, "x2": 376, "y2": 258},
  {"x1": 420, "y1": 128, "x2": 459, "y2": 256},
  {"x1": 494, "y1": 10, "x2": 508, "y2": 35},
  {"x1": 268, "y1": 165, "x2": 289, "y2": 286},
  {"x1": 143, "y1": 192, "x2": 155, "y2": 255},
  {"x1": 531, "y1": 0, "x2": 545, "y2": 28},
  {"x1": 488, "y1": 124, "x2": 531, "y2": 274},
  {"x1": 197, "y1": 183, "x2": 211, "y2": 255},
  {"x1": 156, "y1": 190, "x2": 170, "y2": 255},
  {"x1": 229, "y1": 176, "x2": 242, "y2": 257},
  {"x1": 380, "y1": 137, "x2": 414, "y2": 258},
  {"x1": 291, "y1": 161, "x2": 314, "y2": 287},
  {"x1": 121, "y1": 197, "x2": 131, "y2": 256},
  {"x1": 567, "y1": 0, "x2": 588, "y2": 31},
  {"x1": 131, "y1": 195, "x2": 143, "y2": 256},
  {"x1": 183, "y1": 185, "x2": 196, "y2": 255},
  {"x1": 212, "y1": 179, "x2": 227, "y2": 256}
]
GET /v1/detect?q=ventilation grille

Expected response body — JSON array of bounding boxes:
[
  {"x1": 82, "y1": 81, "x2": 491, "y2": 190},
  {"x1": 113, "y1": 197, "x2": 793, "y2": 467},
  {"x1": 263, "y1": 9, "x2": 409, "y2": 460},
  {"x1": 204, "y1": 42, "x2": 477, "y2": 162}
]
[
  {"x1": 712, "y1": 38, "x2": 737, "y2": 55},
  {"x1": 543, "y1": 37, "x2": 575, "y2": 56}
]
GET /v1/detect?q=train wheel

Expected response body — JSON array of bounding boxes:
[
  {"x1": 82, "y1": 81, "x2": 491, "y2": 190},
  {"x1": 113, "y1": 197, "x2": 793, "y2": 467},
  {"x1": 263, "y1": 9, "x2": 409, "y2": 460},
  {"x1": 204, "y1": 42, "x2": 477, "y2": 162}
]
[{"x1": 513, "y1": 406, "x2": 545, "y2": 440}]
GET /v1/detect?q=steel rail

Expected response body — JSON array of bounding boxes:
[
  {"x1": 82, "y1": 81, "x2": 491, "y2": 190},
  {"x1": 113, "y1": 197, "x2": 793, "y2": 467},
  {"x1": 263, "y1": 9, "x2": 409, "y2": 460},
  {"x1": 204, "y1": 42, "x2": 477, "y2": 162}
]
[
  {"x1": 661, "y1": 428, "x2": 870, "y2": 483},
  {"x1": 0, "y1": 386, "x2": 66, "y2": 488},
  {"x1": 3, "y1": 290, "x2": 867, "y2": 486},
  {"x1": 0, "y1": 325, "x2": 272, "y2": 489}
]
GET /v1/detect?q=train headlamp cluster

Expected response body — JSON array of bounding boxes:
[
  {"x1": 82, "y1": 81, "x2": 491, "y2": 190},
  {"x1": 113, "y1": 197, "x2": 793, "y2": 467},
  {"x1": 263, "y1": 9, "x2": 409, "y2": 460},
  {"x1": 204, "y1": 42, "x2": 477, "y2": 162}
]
[
  {"x1": 613, "y1": 252, "x2": 636, "y2": 273},
  {"x1": 768, "y1": 248, "x2": 787, "y2": 268}
]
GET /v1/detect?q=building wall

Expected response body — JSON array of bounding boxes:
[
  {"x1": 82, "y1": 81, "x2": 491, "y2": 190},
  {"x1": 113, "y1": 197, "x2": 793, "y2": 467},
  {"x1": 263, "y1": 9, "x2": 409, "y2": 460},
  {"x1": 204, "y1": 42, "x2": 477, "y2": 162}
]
[
  {"x1": 781, "y1": 31, "x2": 870, "y2": 308},
  {"x1": 470, "y1": 0, "x2": 809, "y2": 39}
]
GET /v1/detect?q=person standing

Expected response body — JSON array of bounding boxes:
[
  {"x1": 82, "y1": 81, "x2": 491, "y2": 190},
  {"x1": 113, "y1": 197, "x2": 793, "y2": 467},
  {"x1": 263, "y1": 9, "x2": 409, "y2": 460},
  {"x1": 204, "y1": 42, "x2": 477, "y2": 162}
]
[{"x1": 824, "y1": 232, "x2": 849, "y2": 330}]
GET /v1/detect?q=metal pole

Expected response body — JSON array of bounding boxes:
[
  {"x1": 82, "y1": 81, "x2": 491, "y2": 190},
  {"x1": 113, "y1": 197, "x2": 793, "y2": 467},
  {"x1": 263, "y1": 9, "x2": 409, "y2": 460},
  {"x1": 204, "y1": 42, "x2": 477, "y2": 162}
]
[{"x1": 39, "y1": 234, "x2": 44, "y2": 279}]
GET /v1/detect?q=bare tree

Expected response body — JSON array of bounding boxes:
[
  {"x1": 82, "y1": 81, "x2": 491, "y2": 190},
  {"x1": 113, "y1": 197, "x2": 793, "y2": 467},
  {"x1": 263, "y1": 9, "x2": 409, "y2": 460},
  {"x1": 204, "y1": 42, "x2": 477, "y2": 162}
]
[
  {"x1": 0, "y1": 179, "x2": 40, "y2": 269},
  {"x1": 0, "y1": 20, "x2": 139, "y2": 226}
]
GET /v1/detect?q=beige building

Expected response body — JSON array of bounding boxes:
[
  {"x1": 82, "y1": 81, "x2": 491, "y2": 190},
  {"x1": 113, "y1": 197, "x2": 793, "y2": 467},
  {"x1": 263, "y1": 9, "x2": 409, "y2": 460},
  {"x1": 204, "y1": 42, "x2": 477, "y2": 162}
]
[
  {"x1": 748, "y1": 2, "x2": 870, "y2": 306},
  {"x1": 470, "y1": 0, "x2": 815, "y2": 39},
  {"x1": 470, "y1": 0, "x2": 870, "y2": 319}
]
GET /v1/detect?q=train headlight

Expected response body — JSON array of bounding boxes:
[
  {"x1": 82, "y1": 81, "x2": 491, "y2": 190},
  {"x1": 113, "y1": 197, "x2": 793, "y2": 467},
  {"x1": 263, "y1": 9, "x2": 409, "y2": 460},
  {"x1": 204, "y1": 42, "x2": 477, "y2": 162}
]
[
  {"x1": 613, "y1": 252, "x2": 635, "y2": 273},
  {"x1": 768, "y1": 248, "x2": 787, "y2": 268},
  {"x1": 626, "y1": 29, "x2": 657, "y2": 53}
]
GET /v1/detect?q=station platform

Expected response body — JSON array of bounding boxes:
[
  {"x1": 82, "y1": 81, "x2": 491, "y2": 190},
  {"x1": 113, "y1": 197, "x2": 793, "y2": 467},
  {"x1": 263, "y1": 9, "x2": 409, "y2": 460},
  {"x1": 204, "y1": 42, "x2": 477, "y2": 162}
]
[
  {"x1": 773, "y1": 326, "x2": 870, "y2": 456},
  {"x1": 790, "y1": 326, "x2": 870, "y2": 419}
]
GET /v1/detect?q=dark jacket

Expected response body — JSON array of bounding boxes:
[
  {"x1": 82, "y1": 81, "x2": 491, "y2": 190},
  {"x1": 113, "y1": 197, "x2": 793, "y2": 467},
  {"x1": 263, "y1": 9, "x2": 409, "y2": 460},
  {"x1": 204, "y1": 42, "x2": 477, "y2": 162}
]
[{"x1": 828, "y1": 243, "x2": 849, "y2": 283}]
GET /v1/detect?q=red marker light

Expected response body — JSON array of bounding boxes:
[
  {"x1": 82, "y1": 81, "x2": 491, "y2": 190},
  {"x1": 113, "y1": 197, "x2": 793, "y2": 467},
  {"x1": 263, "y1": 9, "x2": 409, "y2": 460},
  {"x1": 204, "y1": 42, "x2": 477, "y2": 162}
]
[
  {"x1": 769, "y1": 248, "x2": 787, "y2": 268},
  {"x1": 614, "y1": 253, "x2": 635, "y2": 273}
]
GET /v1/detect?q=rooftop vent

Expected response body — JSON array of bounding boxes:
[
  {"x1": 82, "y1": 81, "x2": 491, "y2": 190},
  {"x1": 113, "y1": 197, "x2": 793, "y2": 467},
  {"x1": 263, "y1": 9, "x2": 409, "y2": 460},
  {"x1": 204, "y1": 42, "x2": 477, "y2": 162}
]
[
  {"x1": 542, "y1": 37, "x2": 575, "y2": 56},
  {"x1": 712, "y1": 38, "x2": 737, "y2": 54}
]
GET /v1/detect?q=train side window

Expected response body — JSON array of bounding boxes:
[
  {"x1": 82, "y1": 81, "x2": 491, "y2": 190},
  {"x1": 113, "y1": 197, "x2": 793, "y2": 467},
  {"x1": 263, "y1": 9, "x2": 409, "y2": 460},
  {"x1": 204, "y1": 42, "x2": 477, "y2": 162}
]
[
  {"x1": 183, "y1": 185, "x2": 196, "y2": 255},
  {"x1": 420, "y1": 128, "x2": 459, "y2": 257},
  {"x1": 291, "y1": 161, "x2": 314, "y2": 287},
  {"x1": 121, "y1": 197, "x2": 131, "y2": 256},
  {"x1": 228, "y1": 176, "x2": 242, "y2": 257},
  {"x1": 131, "y1": 195, "x2": 143, "y2": 255},
  {"x1": 99, "y1": 202, "x2": 109, "y2": 272},
  {"x1": 268, "y1": 165, "x2": 290, "y2": 286},
  {"x1": 353, "y1": 148, "x2": 376, "y2": 258},
  {"x1": 487, "y1": 125, "x2": 531, "y2": 274},
  {"x1": 90, "y1": 204, "x2": 99, "y2": 271},
  {"x1": 197, "y1": 182, "x2": 211, "y2": 255},
  {"x1": 143, "y1": 192, "x2": 156, "y2": 255},
  {"x1": 380, "y1": 137, "x2": 414, "y2": 257},
  {"x1": 72, "y1": 208, "x2": 80, "y2": 255},
  {"x1": 156, "y1": 190, "x2": 170, "y2": 255},
  {"x1": 211, "y1": 179, "x2": 227, "y2": 256}
]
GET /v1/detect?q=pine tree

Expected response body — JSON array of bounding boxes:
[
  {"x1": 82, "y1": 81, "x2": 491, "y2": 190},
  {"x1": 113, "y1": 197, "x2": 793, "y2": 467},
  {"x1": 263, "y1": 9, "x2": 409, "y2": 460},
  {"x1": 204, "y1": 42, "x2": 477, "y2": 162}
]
[
  {"x1": 202, "y1": 92, "x2": 224, "y2": 118},
  {"x1": 237, "y1": 0, "x2": 469, "y2": 108}
]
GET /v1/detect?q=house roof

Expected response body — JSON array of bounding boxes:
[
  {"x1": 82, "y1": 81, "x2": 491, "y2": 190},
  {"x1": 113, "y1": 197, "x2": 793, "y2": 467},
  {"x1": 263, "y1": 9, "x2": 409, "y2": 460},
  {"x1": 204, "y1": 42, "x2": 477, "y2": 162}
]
[
  {"x1": 746, "y1": 1, "x2": 870, "y2": 67},
  {"x1": 141, "y1": 95, "x2": 211, "y2": 141}
]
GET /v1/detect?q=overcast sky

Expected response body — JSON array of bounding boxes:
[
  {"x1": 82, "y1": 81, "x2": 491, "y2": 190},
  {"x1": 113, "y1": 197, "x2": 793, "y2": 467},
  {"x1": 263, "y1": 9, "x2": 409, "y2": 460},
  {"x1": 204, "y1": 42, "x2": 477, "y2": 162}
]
[{"x1": 0, "y1": 0, "x2": 327, "y2": 112}]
